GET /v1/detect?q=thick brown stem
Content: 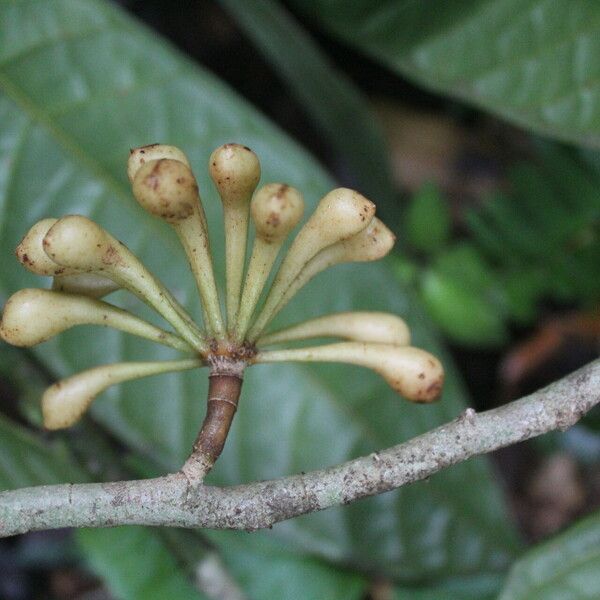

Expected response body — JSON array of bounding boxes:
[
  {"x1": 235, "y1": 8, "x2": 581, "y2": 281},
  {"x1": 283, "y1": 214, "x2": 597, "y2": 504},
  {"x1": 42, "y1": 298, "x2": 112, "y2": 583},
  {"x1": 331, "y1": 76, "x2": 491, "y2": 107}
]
[
  {"x1": 194, "y1": 374, "x2": 242, "y2": 464},
  {"x1": 181, "y1": 360, "x2": 244, "y2": 483}
]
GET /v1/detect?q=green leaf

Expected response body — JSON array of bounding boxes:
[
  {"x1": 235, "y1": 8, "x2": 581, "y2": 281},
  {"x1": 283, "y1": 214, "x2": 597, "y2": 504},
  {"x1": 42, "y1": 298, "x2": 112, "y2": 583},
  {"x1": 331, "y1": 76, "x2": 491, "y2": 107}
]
[
  {"x1": 464, "y1": 147, "x2": 600, "y2": 316},
  {"x1": 502, "y1": 270, "x2": 544, "y2": 323},
  {"x1": 220, "y1": 0, "x2": 398, "y2": 211},
  {"x1": 434, "y1": 244, "x2": 497, "y2": 291},
  {"x1": 0, "y1": 343, "x2": 49, "y2": 426},
  {"x1": 395, "y1": 573, "x2": 503, "y2": 599},
  {"x1": 499, "y1": 511, "x2": 600, "y2": 599},
  {"x1": 208, "y1": 530, "x2": 366, "y2": 600},
  {"x1": 420, "y1": 268, "x2": 508, "y2": 347},
  {"x1": 406, "y1": 182, "x2": 451, "y2": 254},
  {"x1": 0, "y1": 0, "x2": 518, "y2": 581},
  {"x1": 290, "y1": 0, "x2": 600, "y2": 146},
  {"x1": 0, "y1": 411, "x2": 86, "y2": 490},
  {"x1": 77, "y1": 527, "x2": 206, "y2": 600},
  {"x1": 0, "y1": 344, "x2": 86, "y2": 489}
]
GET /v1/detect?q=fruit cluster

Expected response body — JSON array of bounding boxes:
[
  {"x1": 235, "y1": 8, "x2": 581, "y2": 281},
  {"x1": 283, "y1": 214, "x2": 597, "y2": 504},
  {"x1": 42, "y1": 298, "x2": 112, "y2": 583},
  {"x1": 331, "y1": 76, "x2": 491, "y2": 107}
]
[{"x1": 0, "y1": 143, "x2": 444, "y2": 431}]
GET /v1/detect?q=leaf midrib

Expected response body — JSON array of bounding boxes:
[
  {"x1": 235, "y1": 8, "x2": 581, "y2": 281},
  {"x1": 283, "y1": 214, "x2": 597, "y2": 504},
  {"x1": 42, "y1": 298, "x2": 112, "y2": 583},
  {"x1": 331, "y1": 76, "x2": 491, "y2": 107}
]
[{"x1": 0, "y1": 71, "x2": 130, "y2": 206}]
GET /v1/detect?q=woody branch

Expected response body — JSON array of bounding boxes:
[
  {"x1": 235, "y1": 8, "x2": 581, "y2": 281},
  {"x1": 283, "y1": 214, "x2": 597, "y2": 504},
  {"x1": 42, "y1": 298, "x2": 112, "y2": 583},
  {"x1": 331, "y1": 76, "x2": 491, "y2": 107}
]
[{"x1": 1, "y1": 358, "x2": 598, "y2": 538}]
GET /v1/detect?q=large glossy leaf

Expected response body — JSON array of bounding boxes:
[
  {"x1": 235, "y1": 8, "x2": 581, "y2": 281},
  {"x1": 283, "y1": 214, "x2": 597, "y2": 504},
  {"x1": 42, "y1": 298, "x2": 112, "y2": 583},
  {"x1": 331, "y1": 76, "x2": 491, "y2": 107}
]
[
  {"x1": 0, "y1": 0, "x2": 518, "y2": 581},
  {"x1": 499, "y1": 511, "x2": 600, "y2": 599},
  {"x1": 291, "y1": 0, "x2": 600, "y2": 146},
  {"x1": 77, "y1": 527, "x2": 206, "y2": 600}
]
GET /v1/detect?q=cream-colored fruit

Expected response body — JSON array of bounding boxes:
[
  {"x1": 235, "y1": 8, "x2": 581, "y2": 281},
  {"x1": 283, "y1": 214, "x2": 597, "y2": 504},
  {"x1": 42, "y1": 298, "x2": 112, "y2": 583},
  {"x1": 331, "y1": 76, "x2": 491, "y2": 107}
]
[
  {"x1": 42, "y1": 215, "x2": 112, "y2": 271},
  {"x1": 42, "y1": 359, "x2": 201, "y2": 429},
  {"x1": 132, "y1": 158, "x2": 223, "y2": 337},
  {"x1": 209, "y1": 143, "x2": 261, "y2": 208},
  {"x1": 0, "y1": 289, "x2": 191, "y2": 351},
  {"x1": 132, "y1": 159, "x2": 198, "y2": 223},
  {"x1": 234, "y1": 184, "x2": 304, "y2": 339},
  {"x1": 280, "y1": 187, "x2": 376, "y2": 275},
  {"x1": 209, "y1": 144, "x2": 261, "y2": 329},
  {"x1": 250, "y1": 183, "x2": 304, "y2": 243},
  {"x1": 15, "y1": 218, "x2": 77, "y2": 277},
  {"x1": 127, "y1": 144, "x2": 191, "y2": 183},
  {"x1": 42, "y1": 215, "x2": 206, "y2": 352},
  {"x1": 268, "y1": 218, "x2": 395, "y2": 323},
  {"x1": 248, "y1": 188, "x2": 376, "y2": 339},
  {"x1": 254, "y1": 342, "x2": 444, "y2": 403},
  {"x1": 258, "y1": 311, "x2": 410, "y2": 347}
]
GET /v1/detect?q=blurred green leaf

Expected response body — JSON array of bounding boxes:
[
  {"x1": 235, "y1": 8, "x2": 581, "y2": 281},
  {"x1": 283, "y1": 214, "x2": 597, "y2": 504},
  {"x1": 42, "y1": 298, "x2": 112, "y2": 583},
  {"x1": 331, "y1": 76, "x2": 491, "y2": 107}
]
[
  {"x1": 291, "y1": 0, "x2": 600, "y2": 146},
  {"x1": 208, "y1": 530, "x2": 366, "y2": 600},
  {"x1": 502, "y1": 269, "x2": 544, "y2": 324},
  {"x1": 393, "y1": 255, "x2": 419, "y2": 286},
  {"x1": 467, "y1": 148, "x2": 600, "y2": 272},
  {"x1": 395, "y1": 573, "x2": 503, "y2": 599},
  {"x1": 77, "y1": 527, "x2": 207, "y2": 600},
  {"x1": 420, "y1": 269, "x2": 507, "y2": 347},
  {"x1": 434, "y1": 244, "x2": 496, "y2": 291},
  {"x1": 0, "y1": 0, "x2": 518, "y2": 582},
  {"x1": 0, "y1": 412, "x2": 86, "y2": 490},
  {"x1": 405, "y1": 182, "x2": 451, "y2": 254},
  {"x1": 0, "y1": 344, "x2": 48, "y2": 426},
  {"x1": 220, "y1": 0, "x2": 397, "y2": 211},
  {"x1": 499, "y1": 511, "x2": 600, "y2": 599},
  {"x1": 470, "y1": 149, "x2": 600, "y2": 297}
]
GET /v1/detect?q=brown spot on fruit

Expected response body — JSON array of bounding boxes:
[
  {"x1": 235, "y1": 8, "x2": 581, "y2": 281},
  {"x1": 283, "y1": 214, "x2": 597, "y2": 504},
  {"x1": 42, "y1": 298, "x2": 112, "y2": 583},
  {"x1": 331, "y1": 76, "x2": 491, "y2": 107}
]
[
  {"x1": 267, "y1": 212, "x2": 280, "y2": 227},
  {"x1": 275, "y1": 184, "x2": 289, "y2": 198},
  {"x1": 102, "y1": 245, "x2": 122, "y2": 266}
]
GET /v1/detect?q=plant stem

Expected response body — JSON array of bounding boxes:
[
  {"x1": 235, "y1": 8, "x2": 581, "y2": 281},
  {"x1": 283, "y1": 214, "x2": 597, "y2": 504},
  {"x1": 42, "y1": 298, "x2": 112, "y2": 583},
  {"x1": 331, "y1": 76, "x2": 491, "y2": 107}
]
[
  {"x1": 180, "y1": 359, "x2": 245, "y2": 484},
  {"x1": 174, "y1": 215, "x2": 225, "y2": 339},
  {"x1": 224, "y1": 204, "x2": 250, "y2": 330},
  {"x1": 233, "y1": 238, "x2": 279, "y2": 342}
]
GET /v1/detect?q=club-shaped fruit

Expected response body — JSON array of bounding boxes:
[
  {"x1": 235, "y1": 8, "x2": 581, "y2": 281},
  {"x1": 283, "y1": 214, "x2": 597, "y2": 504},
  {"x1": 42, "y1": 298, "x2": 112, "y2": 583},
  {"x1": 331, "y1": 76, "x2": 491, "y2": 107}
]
[
  {"x1": 258, "y1": 311, "x2": 410, "y2": 347},
  {"x1": 254, "y1": 342, "x2": 443, "y2": 402},
  {"x1": 248, "y1": 188, "x2": 375, "y2": 339},
  {"x1": 234, "y1": 183, "x2": 304, "y2": 340},
  {"x1": 209, "y1": 144, "x2": 261, "y2": 329}
]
